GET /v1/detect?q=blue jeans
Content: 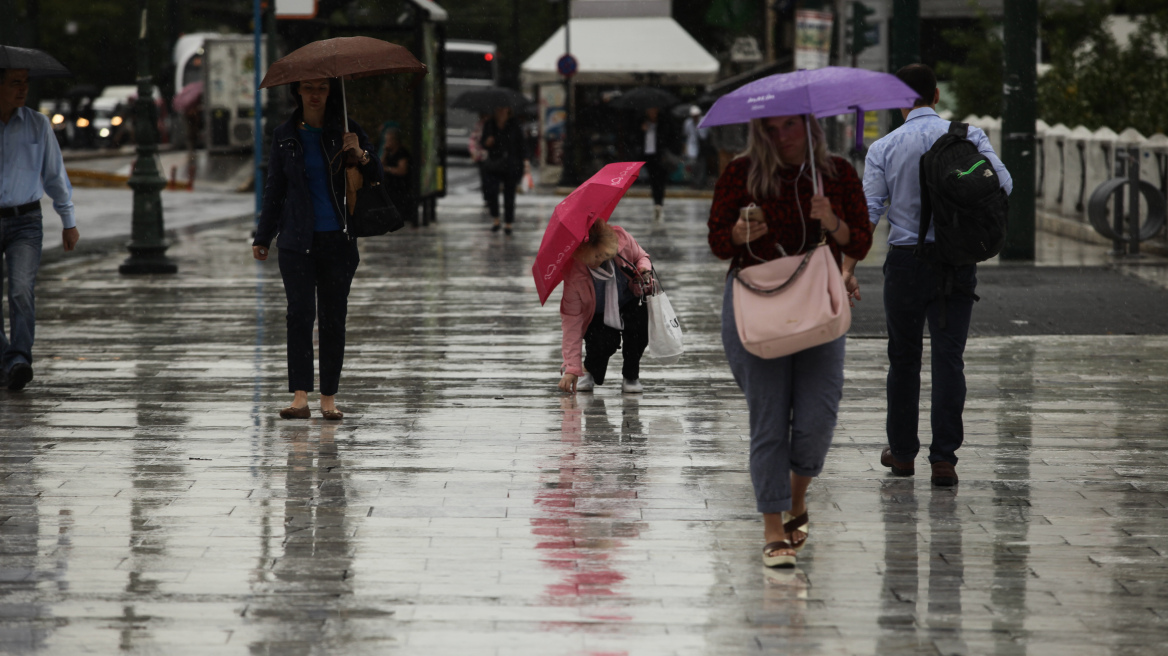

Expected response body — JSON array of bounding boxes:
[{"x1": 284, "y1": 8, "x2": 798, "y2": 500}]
[
  {"x1": 721, "y1": 278, "x2": 845, "y2": 514},
  {"x1": 0, "y1": 210, "x2": 43, "y2": 375},
  {"x1": 882, "y1": 249, "x2": 976, "y2": 466}
]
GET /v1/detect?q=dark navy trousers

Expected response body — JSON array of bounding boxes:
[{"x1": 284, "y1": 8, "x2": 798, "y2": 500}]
[{"x1": 883, "y1": 248, "x2": 976, "y2": 466}]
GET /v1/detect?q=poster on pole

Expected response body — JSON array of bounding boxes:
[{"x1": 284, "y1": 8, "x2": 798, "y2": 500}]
[
  {"x1": 794, "y1": 10, "x2": 834, "y2": 70},
  {"x1": 275, "y1": 0, "x2": 317, "y2": 19}
]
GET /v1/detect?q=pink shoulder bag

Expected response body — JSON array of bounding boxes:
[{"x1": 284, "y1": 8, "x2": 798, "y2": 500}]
[{"x1": 730, "y1": 177, "x2": 851, "y2": 359}]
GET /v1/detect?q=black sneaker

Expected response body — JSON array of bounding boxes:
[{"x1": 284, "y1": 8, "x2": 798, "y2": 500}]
[{"x1": 7, "y1": 362, "x2": 32, "y2": 391}]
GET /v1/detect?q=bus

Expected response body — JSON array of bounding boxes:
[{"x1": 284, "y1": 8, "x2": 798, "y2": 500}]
[{"x1": 444, "y1": 40, "x2": 497, "y2": 154}]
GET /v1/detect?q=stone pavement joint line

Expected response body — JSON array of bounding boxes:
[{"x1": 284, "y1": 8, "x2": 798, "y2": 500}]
[{"x1": 2, "y1": 189, "x2": 1168, "y2": 655}]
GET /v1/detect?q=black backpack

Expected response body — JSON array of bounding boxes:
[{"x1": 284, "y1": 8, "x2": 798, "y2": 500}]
[{"x1": 916, "y1": 122, "x2": 1009, "y2": 266}]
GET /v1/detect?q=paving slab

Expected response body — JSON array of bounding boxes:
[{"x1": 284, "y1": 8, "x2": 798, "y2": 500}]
[{"x1": 2, "y1": 180, "x2": 1168, "y2": 654}]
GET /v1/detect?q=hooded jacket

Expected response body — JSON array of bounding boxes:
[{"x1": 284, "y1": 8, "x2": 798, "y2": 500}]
[{"x1": 253, "y1": 114, "x2": 383, "y2": 253}]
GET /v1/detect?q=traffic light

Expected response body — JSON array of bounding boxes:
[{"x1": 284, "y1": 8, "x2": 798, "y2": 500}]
[{"x1": 849, "y1": 1, "x2": 878, "y2": 57}]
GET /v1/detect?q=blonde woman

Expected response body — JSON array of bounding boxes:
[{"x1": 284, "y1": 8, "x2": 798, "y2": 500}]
[
  {"x1": 707, "y1": 115, "x2": 872, "y2": 566},
  {"x1": 557, "y1": 220, "x2": 653, "y2": 394}
]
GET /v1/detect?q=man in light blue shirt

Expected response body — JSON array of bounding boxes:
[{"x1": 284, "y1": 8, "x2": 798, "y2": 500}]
[
  {"x1": 0, "y1": 67, "x2": 80, "y2": 391},
  {"x1": 862, "y1": 64, "x2": 1012, "y2": 486}
]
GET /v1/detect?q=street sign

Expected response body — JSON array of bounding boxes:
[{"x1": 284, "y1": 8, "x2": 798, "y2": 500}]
[
  {"x1": 556, "y1": 54, "x2": 578, "y2": 78},
  {"x1": 275, "y1": 0, "x2": 317, "y2": 19}
]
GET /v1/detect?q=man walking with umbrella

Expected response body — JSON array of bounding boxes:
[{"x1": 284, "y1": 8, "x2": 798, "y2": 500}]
[{"x1": 0, "y1": 50, "x2": 80, "y2": 392}]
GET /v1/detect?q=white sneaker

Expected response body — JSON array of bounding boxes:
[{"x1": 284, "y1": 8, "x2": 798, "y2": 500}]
[
  {"x1": 653, "y1": 205, "x2": 664, "y2": 222},
  {"x1": 622, "y1": 378, "x2": 644, "y2": 393},
  {"x1": 576, "y1": 372, "x2": 595, "y2": 392}
]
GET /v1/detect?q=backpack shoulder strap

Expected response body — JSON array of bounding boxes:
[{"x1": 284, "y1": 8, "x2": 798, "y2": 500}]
[
  {"x1": 917, "y1": 152, "x2": 932, "y2": 251},
  {"x1": 948, "y1": 121, "x2": 969, "y2": 139}
]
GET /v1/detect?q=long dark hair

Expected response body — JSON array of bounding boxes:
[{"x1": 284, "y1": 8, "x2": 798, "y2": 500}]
[{"x1": 289, "y1": 78, "x2": 346, "y2": 129}]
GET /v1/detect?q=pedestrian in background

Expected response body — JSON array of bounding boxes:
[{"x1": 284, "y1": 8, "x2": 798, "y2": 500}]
[
  {"x1": 558, "y1": 219, "x2": 653, "y2": 395},
  {"x1": 480, "y1": 105, "x2": 528, "y2": 236},
  {"x1": 379, "y1": 125, "x2": 412, "y2": 218},
  {"x1": 0, "y1": 67, "x2": 80, "y2": 392},
  {"x1": 683, "y1": 105, "x2": 709, "y2": 188},
  {"x1": 708, "y1": 113, "x2": 871, "y2": 567},
  {"x1": 468, "y1": 112, "x2": 490, "y2": 216},
  {"x1": 640, "y1": 107, "x2": 668, "y2": 222},
  {"x1": 863, "y1": 64, "x2": 1012, "y2": 487},
  {"x1": 252, "y1": 77, "x2": 382, "y2": 420}
]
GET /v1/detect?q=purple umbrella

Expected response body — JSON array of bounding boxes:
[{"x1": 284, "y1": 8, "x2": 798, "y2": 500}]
[{"x1": 700, "y1": 67, "x2": 920, "y2": 191}]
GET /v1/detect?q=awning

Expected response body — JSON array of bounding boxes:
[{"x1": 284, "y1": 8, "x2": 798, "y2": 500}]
[
  {"x1": 521, "y1": 17, "x2": 719, "y2": 86},
  {"x1": 407, "y1": 0, "x2": 447, "y2": 22}
]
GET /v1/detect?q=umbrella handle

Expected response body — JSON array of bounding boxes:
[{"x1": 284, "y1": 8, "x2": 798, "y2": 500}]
[
  {"x1": 340, "y1": 77, "x2": 349, "y2": 231},
  {"x1": 805, "y1": 115, "x2": 818, "y2": 195}
]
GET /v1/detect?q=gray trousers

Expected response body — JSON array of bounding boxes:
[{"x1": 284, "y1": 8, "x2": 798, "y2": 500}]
[{"x1": 721, "y1": 278, "x2": 845, "y2": 513}]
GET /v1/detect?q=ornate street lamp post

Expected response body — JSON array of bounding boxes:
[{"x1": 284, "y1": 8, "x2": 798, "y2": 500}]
[{"x1": 120, "y1": 0, "x2": 177, "y2": 274}]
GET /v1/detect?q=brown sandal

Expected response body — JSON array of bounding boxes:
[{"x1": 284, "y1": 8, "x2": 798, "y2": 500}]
[
  {"x1": 321, "y1": 408, "x2": 343, "y2": 421},
  {"x1": 279, "y1": 405, "x2": 310, "y2": 419},
  {"x1": 763, "y1": 540, "x2": 797, "y2": 568},
  {"x1": 783, "y1": 511, "x2": 809, "y2": 552}
]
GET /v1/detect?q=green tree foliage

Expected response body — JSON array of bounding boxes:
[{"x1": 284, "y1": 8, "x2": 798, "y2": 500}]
[
  {"x1": 936, "y1": 10, "x2": 1002, "y2": 120},
  {"x1": 1038, "y1": 0, "x2": 1168, "y2": 135},
  {"x1": 939, "y1": 0, "x2": 1168, "y2": 134}
]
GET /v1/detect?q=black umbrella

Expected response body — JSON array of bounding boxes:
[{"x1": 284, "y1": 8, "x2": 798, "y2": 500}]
[
  {"x1": 452, "y1": 87, "x2": 528, "y2": 113},
  {"x1": 610, "y1": 86, "x2": 680, "y2": 111},
  {"x1": 0, "y1": 45, "x2": 71, "y2": 78}
]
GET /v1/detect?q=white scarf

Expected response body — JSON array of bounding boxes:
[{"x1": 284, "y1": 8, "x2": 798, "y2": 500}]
[{"x1": 589, "y1": 260, "x2": 624, "y2": 330}]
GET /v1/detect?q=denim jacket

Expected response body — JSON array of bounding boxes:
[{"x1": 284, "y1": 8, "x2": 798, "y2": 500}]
[{"x1": 253, "y1": 114, "x2": 383, "y2": 253}]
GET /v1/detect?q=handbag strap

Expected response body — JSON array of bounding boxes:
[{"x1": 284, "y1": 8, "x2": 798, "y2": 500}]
[{"x1": 731, "y1": 245, "x2": 821, "y2": 296}]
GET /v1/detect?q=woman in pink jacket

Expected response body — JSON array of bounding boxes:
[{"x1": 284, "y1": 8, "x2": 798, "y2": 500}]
[{"x1": 558, "y1": 220, "x2": 653, "y2": 394}]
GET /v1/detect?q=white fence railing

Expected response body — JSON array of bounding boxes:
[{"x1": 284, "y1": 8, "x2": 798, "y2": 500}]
[{"x1": 962, "y1": 115, "x2": 1168, "y2": 251}]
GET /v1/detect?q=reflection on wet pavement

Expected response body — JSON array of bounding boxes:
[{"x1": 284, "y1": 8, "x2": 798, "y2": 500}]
[{"x1": 2, "y1": 191, "x2": 1168, "y2": 654}]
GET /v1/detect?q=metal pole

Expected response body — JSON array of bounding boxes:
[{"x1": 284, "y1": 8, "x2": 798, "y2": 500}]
[
  {"x1": 120, "y1": 0, "x2": 176, "y2": 275},
  {"x1": 1129, "y1": 146, "x2": 1141, "y2": 256},
  {"x1": 1112, "y1": 152, "x2": 1127, "y2": 255},
  {"x1": 1000, "y1": 0, "x2": 1037, "y2": 260},
  {"x1": 253, "y1": 0, "x2": 263, "y2": 220},
  {"x1": 888, "y1": 0, "x2": 918, "y2": 131}
]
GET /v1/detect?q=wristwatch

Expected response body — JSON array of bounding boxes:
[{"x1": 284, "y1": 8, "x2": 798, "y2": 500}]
[{"x1": 359, "y1": 149, "x2": 370, "y2": 165}]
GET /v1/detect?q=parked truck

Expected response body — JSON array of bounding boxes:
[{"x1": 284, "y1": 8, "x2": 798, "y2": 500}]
[{"x1": 172, "y1": 33, "x2": 269, "y2": 151}]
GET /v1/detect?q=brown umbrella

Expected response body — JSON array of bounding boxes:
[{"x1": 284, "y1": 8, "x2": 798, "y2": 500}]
[
  {"x1": 258, "y1": 36, "x2": 426, "y2": 89},
  {"x1": 260, "y1": 36, "x2": 427, "y2": 219}
]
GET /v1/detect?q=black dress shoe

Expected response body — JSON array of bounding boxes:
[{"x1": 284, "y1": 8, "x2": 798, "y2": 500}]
[{"x1": 7, "y1": 363, "x2": 32, "y2": 391}]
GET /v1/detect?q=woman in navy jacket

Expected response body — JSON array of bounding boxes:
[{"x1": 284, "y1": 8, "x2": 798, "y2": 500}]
[{"x1": 251, "y1": 77, "x2": 382, "y2": 420}]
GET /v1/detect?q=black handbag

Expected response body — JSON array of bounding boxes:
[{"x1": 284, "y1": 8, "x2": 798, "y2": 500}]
[
  {"x1": 481, "y1": 156, "x2": 508, "y2": 175},
  {"x1": 348, "y1": 181, "x2": 404, "y2": 237}
]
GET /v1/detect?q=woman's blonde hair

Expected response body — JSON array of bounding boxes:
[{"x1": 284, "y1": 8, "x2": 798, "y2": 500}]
[
  {"x1": 574, "y1": 220, "x2": 618, "y2": 261},
  {"x1": 739, "y1": 115, "x2": 837, "y2": 200}
]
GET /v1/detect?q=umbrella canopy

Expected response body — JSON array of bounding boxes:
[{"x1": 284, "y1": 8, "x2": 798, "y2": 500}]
[
  {"x1": 259, "y1": 36, "x2": 426, "y2": 88},
  {"x1": 610, "y1": 86, "x2": 680, "y2": 111},
  {"x1": 172, "y1": 81, "x2": 203, "y2": 114},
  {"x1": 452, "y1": 87, "x2": 527, "y2": 113},
  {"x1": 533, "y1": 161, "x2": 645, "y2": 305},
  {"x1": 0, "y1": 45, "x2": 71, "y2": 78},
  {"x1": 699, "y1": 67, "x2": 919, "y2": 127}
]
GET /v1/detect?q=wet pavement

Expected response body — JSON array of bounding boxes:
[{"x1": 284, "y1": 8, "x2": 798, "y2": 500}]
[{"x1": 3, "y1": 178, "x2": 1168, "y2": 655}]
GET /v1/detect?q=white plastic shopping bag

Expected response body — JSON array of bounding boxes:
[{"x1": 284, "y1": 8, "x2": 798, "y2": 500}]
[{"x1": 646, "y1": 289, "x2": 683, "y2": 364}]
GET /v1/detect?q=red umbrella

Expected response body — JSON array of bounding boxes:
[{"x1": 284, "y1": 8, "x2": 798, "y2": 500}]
[{"x1": 532, "y1": 161, "x2": 645, "y2": 305}]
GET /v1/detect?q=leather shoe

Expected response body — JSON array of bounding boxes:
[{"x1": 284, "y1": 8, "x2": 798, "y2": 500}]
[
  {"x1": 880, "y1": 447, "x2": 914, "y2": 476},
  {"x1": 931, "y1": 461, "x2": 958, "y2": 487},
  {"x1": 6, "y1": 363, "x2": 32, "y2": 391},
  {"x1": 279, "y1": 405, "x2": 310, "y2": 419}
]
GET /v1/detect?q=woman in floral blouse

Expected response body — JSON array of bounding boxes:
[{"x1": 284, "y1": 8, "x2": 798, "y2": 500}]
[{"x1": 708, "y1": 114, "x2": 872, "y2": 567}]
